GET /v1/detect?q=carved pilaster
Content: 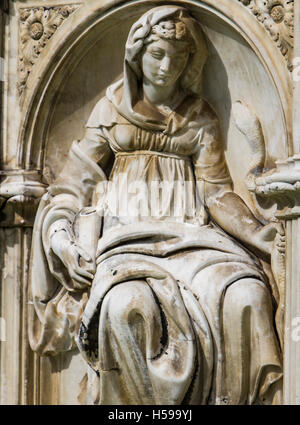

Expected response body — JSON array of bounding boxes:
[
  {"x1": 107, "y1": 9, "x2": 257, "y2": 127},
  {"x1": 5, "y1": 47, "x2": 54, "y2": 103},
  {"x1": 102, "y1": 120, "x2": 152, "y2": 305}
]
[
  {"x1": 251, "y1": 157, "x2": 300, "y2": 404},
  {"x1": 0, "y1": 226, "x2": 40, "y2": 404},
  {"x1": 0, "y1": 170, "x2": 46, "y2": 404}
]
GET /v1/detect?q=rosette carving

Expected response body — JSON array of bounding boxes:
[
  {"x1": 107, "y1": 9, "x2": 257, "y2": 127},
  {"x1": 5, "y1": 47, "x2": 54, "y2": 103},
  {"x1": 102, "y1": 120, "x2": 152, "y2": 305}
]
[{"x1": 18, "y1": 5, "x2": 79, "y2": 97}]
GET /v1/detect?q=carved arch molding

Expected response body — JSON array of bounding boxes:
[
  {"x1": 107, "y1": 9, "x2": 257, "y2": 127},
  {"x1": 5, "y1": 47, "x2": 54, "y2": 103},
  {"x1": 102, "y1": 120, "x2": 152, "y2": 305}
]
[{"x1": 0, "y1": 0, "x2": 298, "y2": 405}]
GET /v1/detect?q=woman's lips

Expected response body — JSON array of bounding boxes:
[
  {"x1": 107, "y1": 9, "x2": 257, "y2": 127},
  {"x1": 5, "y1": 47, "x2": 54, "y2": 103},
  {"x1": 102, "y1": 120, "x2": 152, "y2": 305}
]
[{"x1": 156, "y1": 73, "x2": 171, "y2": 79}]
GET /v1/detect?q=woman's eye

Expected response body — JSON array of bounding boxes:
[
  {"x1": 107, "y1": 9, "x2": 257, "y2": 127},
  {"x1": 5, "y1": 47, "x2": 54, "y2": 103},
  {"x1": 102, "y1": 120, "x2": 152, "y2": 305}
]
[{"x1": 150, "y1": 52, "x2": 164, "y2": 59}]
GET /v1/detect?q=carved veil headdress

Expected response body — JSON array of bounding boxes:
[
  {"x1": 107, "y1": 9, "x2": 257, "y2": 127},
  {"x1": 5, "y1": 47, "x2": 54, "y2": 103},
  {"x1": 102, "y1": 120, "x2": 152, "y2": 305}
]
[{"x1": 106, "y1": 5, "x2": 208, "y2": 132}]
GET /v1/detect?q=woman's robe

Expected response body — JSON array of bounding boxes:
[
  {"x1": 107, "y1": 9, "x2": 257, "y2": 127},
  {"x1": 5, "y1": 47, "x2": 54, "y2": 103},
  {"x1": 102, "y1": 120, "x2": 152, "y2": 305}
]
[{"x1": 29, "y1": 92, "x2": 282, "y2": 405}]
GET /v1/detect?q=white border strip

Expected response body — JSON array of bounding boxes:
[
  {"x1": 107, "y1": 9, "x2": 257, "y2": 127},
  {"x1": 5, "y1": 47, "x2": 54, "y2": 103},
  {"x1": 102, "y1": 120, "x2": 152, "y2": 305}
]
[
  {"x1": 0, "y1": 317, "x2": 6, "y2": 342},
  {"x1": 0, "y1": 57, "x2": 4, "y2": 82}
]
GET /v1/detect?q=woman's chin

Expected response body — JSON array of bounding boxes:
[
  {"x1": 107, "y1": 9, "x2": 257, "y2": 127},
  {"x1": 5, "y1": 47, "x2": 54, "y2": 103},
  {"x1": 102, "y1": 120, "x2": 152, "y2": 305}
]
[{"x1": 153, "y1": 79, "x2": 167, "y2": 86}]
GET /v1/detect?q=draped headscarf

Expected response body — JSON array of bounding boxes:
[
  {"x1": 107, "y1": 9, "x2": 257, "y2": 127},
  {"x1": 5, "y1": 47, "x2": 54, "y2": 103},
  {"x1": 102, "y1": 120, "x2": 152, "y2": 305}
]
[{"x1": 106, "y1": 5, "x2": 208, "y2": 132}]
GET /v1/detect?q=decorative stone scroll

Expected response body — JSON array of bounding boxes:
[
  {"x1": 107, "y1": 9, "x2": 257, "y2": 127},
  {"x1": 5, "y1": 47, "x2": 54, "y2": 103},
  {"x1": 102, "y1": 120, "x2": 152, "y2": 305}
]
[
  {"x1": 18, "y1": 4, "x2": 80, "y2": 97},
  {"x1": 238, "y1": 0, "x2": 294, "y2": 70}
]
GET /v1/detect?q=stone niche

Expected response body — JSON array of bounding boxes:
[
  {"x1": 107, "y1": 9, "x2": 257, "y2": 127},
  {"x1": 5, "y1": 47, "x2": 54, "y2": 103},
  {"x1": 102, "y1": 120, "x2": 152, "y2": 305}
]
[{"x1": 1, "y1": 0, "x2": 299, "y2": 405}]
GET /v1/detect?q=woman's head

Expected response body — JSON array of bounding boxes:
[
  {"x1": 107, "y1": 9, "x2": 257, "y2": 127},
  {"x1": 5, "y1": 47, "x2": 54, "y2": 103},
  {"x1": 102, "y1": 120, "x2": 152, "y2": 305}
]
[
  {"x1": 106, "y1": 6, "x2": 208, "y2": 132},
  {"x1": 141, "y1": 18, "x2": 195, "y2": 88},
  {"x1": 125, "y1": 6, "x2": 208, "y2": 94}
]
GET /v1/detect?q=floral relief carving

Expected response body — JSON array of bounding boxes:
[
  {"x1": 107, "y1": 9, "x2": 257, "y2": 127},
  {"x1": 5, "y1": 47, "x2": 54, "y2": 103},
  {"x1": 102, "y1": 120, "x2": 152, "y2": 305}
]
[
  {"x1": 18, "y1": 5, "x2": 79, "y2": 97},
  {"x1": 238, "y1": 0, "x2": 294, "y2": 69}
]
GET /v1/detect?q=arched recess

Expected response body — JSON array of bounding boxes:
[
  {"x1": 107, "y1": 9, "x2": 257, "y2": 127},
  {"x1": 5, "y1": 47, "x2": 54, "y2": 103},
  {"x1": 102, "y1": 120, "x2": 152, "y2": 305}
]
[
  {"x1": 14, "y1": 0, "x2": 293, "y2": 404},
  {"x1": 16, "y1": 0, "x2": 293, "y2": 222}
]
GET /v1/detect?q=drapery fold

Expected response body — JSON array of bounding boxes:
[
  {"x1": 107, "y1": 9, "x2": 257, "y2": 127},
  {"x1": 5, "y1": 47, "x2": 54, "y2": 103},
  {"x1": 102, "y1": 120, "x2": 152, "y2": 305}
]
[
  {"x1": 76, "y1": 222, "x2": 282, "y2": 404},
  {"x1": 29, "y1": 141, "x2": 106, "y2": 355},
  {"x1": 29, "y1": 5, "x2": 283, "y2": 404}
]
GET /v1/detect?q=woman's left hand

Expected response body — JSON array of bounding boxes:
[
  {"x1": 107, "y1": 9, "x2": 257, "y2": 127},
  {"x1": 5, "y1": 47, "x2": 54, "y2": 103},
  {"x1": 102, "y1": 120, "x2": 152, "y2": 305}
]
[{"x1": 253, "y1": 222, "x2": 285, "y2": 257}]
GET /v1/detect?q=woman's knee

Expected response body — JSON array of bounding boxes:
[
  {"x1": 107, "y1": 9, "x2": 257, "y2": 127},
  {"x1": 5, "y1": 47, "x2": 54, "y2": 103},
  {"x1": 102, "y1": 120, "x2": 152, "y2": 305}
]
[
  {"x1": 225, "y1": 278, "x2": 272, "y2": 312},
  {"x1": 105, "y1": 280, "x2": 156, "y2": 325}
]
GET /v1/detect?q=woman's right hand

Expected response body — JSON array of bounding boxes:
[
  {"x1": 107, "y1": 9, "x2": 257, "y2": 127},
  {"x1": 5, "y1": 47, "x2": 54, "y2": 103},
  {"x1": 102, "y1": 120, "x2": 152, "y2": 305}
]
[{"x1": 51, "y1": 230, "x2": 95, "y2": 290}]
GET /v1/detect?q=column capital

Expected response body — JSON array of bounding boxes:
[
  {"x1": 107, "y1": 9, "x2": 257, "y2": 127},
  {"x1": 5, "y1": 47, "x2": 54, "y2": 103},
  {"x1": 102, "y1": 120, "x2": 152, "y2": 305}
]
[
  {"x1": 250, "y1": 155, "x2": 300, "y2": 219},
  {"x1": 0, "y1": 170, "x2": 46, "y2": 227}
]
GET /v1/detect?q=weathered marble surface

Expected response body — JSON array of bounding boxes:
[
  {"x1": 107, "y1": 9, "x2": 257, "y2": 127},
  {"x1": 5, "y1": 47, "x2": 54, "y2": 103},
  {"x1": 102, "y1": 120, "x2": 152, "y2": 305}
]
[{"x1": 0, "y1": 0, "x2": 298, "y2": 405}]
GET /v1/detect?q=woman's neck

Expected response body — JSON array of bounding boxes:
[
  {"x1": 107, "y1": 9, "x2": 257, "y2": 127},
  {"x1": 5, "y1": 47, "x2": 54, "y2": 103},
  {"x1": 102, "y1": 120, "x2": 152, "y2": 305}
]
[{"x1": 142, "y1": 77, "x2": 178, "y2": 106}]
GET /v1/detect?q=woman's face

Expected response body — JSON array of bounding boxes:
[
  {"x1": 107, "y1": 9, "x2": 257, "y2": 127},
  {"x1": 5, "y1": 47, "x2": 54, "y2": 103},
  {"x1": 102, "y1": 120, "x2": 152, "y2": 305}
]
[{"x1": 141, "y1": 37, "x2": 190, "y2": 88}]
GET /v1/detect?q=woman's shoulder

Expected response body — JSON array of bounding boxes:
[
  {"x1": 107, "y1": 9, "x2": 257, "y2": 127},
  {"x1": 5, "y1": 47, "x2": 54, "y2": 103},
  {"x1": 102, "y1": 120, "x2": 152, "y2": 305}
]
[
  {"x1": 86, "y1": 96, "x2": 129, "y2": 128},
  {"x1": 184, "y1": 95, "x2": 219, "y2": 131},
  {"x1": 196, "y1": 97, "x2": 219, "y2": 125}
]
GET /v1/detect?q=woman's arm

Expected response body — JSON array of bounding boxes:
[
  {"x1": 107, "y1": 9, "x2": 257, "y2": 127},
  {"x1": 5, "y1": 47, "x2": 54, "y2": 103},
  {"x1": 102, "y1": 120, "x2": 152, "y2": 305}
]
[
  {"x1": 204, "y1": 182, "x2": 282, "y2": 260},
  {"x1": 46, "y1": 126, "x2": 113, "y2": 290},
  {"x1": 193, "y1": 110, "x2": 282, "y2": 260}
]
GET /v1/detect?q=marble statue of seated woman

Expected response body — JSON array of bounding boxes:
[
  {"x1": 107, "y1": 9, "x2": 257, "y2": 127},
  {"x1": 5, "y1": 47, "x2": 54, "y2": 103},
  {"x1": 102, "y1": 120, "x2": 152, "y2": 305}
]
[{"x1": 29, "y1": 5, "x2": 283, "y2": 405}]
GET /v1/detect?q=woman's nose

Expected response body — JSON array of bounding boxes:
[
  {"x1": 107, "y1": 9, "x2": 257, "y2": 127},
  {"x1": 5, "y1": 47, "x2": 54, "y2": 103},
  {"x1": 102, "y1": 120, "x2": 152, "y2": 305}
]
[{"x1": 160, "y1": 56, "x2": 171, "y2": 72}]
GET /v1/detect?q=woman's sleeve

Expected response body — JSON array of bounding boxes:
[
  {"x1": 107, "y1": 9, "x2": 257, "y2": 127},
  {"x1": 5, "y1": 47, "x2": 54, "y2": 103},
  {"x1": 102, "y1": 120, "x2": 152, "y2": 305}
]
[
  {"x1": 192, "y1": 118, "x2": 232, "y2": 185},
  {"x1": 192, "y1": 112, "x2": 233, "y2": 216},
  {"x1": 28, "y1": 99, "x2": 115, "y2": 355},
  {"x1": 47, "y1": 97, "x2": 115, "y2": 239},
  {"x1": 78, "y1": 127, "x2": 112, "y2": 168},
  {"x1": 78, "y1": 96, "x2": 120, "y2": 166}
]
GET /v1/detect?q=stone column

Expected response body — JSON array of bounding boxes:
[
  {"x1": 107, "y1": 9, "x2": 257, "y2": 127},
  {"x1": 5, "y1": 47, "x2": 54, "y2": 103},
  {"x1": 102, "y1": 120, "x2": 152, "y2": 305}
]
[
  {"x1": 283, "y1": 0, "x2": 300, "y2": 404},
  {"x1": 251, "y1": 0, "x2": 300, "y2": 403},
  {"x1": 0, "y1": 171, "x2": 46, "y2": 404},
  {"x1": 0, "y1": 2, "x2": 7, "y2": 147},
  {"x1": 0, "y1": 170, "x2": 85, "y2": 405},
  {"x1": 294, "y1": 0, "x2": 300, "y2": 154},
  {"x1": 254, "y1": 155, "x2": 300, "y2": 404},
  {"x1": 283, "y1": 208, "x2": 300, "y2": 404}
]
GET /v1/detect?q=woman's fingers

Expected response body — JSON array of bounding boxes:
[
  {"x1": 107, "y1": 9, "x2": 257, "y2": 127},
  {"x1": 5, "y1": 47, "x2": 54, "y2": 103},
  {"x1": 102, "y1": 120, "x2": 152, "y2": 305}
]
[
  {"x1": 75, "y1": 245, "x2": 96, "y2": 275},
  {"x1": 276, "y1": 240, "x2": 285, "y2": 247},
  {"x1": 62, "y1": 244, "x2": 95, "y2": 288},
  {"x1": 277, "y1": 223, "x2": 285, "y2": 236},
  {"x1": 82, "y1": 261, "x2": 96, "y2": 274},
  {"x1": 74, "y1": 244, "x2": 92, "y2": 263},
  {"x1": 260, "y1": 222, "x2": 285, "y2": 244},
  {"x1": 73, "y1": 266, "x2": 94, "y2": 280},
  {"x1": 70, "y1": 271, "x2": 92, "y2": 287}
]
